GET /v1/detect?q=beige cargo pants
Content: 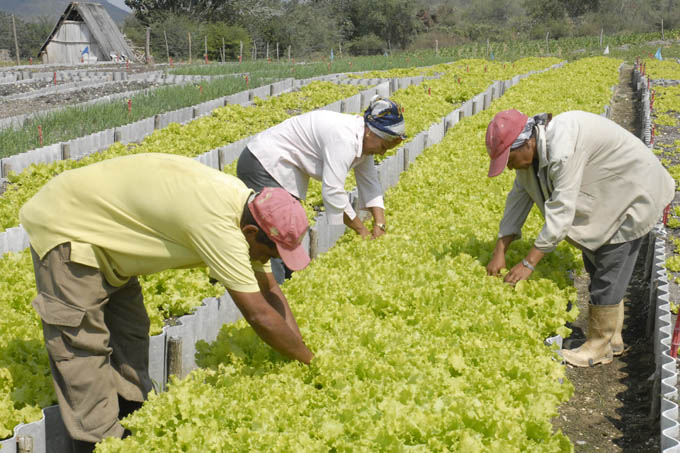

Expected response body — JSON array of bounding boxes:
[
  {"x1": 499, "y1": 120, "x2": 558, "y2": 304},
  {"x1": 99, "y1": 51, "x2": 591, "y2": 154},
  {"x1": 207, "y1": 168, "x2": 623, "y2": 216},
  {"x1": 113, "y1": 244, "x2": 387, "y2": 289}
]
[{"x1": 30, "y1": 243, "x2": 152, "y2": 443}]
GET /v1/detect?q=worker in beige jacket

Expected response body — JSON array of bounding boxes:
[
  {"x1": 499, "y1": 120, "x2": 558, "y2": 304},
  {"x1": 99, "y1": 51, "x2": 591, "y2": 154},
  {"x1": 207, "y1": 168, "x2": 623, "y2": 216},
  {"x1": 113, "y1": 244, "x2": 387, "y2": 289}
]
[{"x1": 485, "y1": 109, "x2": 674, "y2": 367}]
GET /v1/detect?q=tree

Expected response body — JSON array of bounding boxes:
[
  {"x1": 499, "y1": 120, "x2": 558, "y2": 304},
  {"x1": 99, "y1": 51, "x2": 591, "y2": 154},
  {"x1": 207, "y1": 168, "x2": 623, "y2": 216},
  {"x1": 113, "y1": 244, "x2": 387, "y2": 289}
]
[
  {"x1": 342, "y1": 0, "x2": 424, "y2": 49},
  {"x1": 124, "y1": 0, "x2": 258, "y2": 25}
]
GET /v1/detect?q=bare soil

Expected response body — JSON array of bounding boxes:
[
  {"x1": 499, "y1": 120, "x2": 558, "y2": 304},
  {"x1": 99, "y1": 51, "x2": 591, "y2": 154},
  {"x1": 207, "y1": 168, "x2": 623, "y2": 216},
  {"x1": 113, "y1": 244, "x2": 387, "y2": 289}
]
[
  {"x1": 0, "y1": 80, "x2": 162, "y2": 120},
  {"x1": 551, "y1": 65, "x2": 661, "y2": 452},
  {"x1": 0, "y1": 63, "x2": 168, "y2": 120}
]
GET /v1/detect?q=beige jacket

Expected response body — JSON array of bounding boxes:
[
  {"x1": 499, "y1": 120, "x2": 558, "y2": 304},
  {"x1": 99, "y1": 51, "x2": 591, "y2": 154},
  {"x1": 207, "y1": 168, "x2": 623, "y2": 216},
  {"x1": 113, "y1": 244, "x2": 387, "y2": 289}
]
[{"x1": 498, "y1": 110, "x2": 675, "y2": 253}]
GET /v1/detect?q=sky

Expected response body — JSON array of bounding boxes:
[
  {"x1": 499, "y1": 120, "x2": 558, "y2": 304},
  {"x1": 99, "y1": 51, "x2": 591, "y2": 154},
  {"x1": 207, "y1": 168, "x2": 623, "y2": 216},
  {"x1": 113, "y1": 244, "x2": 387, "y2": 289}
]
[{"x1": 106, "y1": 0, "x2": 132, "y2": 12}]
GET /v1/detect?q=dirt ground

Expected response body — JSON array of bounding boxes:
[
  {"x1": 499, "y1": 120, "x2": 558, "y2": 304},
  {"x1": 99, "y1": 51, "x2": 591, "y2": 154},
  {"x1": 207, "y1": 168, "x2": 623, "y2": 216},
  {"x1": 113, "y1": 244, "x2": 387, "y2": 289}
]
[
  {"x1": 0, "y1": 79, "x2": 163, "y2": 120},
  {"x1": 551, "y1": 65, "x2": 661, "y2": 452},
  {"x1": 0, "y1": 63, "x2": 167, "y2": 120}
]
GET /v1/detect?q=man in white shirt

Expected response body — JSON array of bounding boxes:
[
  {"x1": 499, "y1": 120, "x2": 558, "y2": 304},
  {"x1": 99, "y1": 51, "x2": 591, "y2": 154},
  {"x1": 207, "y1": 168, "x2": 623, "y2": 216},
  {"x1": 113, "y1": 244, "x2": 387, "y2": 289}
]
[
  {"x1": 484, "y1": 109, "x2": 674, "y2": 367},
  {"x1": 238, "y1": 95, "x2": 406, "y2": 241}
]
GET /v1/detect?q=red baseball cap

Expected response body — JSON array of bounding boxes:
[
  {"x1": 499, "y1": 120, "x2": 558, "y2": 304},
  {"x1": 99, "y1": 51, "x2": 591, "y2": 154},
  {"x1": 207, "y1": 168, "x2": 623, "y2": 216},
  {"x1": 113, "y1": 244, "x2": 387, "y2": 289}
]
[
  {"x1": 249, "y1": 187, "x2": 310, "y2": 271},
  {"x1": 486, "y1": 109, "x2": 528, "y2": 177}
]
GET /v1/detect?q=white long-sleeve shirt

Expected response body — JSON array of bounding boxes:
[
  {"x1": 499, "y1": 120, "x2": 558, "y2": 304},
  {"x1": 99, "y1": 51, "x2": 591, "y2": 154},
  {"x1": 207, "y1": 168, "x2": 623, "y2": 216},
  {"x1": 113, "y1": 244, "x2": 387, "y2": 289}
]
[
  {"x1": 498, "y1": 111, "x2": 675, "y2": 253},
  {"x1": 246, "y1": 110, "x2": 385, "y2": 225}
]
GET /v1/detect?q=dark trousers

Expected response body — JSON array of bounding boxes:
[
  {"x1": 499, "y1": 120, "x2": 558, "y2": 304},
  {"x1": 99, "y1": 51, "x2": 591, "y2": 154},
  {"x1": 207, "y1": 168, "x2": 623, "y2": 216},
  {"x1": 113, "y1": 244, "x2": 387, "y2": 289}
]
[{"x1": 582, "y1": 237, "x2": 643, "y2": 306}]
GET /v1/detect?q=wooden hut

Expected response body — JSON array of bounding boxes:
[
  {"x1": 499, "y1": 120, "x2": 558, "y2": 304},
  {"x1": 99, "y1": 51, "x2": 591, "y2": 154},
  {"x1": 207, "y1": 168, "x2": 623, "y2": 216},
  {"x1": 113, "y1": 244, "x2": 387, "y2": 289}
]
[{"x1": 38, "y1": 2, "x2": 135, "y2": 64}]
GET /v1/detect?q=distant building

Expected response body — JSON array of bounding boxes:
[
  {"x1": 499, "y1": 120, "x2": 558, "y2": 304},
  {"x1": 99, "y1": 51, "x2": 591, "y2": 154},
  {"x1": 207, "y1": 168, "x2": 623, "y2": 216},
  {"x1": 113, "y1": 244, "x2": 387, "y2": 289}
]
[
  {"x1": 38, "y1": 2, "x2": 135, "y2": 64},
  {"x1": 0, "y1": 49, "x2": 10, "y2": 62}
]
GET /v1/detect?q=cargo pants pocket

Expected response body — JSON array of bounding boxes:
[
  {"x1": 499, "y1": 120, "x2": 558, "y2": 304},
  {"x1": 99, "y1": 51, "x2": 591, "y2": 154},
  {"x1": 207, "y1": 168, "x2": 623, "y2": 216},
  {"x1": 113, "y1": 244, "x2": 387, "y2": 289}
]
[{"x1": 32, "y1": 292, "x2": 86, "y2": 361}]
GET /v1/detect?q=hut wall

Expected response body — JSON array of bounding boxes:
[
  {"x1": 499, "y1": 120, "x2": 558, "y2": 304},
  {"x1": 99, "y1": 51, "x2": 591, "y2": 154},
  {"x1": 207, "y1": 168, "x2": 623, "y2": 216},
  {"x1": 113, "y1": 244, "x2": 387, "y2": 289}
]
[{"x1": 42, "y1": 21, "x2": 102, "y2": 64}]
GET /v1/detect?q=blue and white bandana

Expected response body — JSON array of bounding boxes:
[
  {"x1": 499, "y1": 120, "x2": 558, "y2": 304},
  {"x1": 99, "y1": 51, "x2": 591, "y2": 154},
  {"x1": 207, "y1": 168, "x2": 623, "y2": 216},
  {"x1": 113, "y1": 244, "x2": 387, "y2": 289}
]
[
  {"x1": 363, "y1": 95, "x2": 407, "y2": 140},
  {"x1": 510, "y1": 117, "x2": 535, "y2": 149},
  {"x1": 510, "y1": 113, "x2": 550, "y2": 150}
]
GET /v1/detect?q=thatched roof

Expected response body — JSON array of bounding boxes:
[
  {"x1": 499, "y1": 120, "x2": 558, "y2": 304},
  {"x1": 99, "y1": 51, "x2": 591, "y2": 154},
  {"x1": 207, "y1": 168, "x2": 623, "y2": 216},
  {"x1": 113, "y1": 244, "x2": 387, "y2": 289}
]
[{"x1": 38, "y1": 2, "x2": 135, "y2": 62}]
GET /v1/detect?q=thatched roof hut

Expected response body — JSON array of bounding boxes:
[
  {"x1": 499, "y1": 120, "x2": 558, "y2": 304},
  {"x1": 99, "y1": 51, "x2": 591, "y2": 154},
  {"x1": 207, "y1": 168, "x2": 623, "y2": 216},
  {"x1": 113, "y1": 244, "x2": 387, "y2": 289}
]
[{"x1": 38, "y1": 2, "x2": 135, "y2": 64}]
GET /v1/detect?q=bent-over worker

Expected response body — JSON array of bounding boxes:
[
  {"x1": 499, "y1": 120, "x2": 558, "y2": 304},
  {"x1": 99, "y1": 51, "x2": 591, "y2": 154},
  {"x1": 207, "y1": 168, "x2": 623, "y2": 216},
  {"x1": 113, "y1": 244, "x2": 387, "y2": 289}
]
[
  {"x1": 237, "y1": 95, "x2": 406, "y2": 241},
  {"x1": 20, "y1": 153, "x2": 313, "y2": 452},
  {"x1": 484, "y1": 109, "x2": 674, "y2": 368}
]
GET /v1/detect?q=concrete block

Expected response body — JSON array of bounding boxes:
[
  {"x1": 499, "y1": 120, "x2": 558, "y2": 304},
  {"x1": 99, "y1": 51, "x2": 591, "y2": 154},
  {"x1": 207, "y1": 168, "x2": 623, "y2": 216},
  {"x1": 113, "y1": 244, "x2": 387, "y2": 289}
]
[
  {"x1": 390, "y1": 147, "x2": 404, "y2": 187},
  {"x1": 251, "y1": 85, "x2": 270, "y2": 100},
  {"x1": 164, "y1": 294, "x2": 243, "y2": 378},
  {"x1": 404, "y1": 132, "x2": 426, "y2": 169},
  {"x1": 445, "y1": 109, "x2": 460, "y2": 133},
  {"x1": 309, "y1": 213, "x2": 346, "y2": 258},
  {"x1": 425, "y1": 121, "x2": 445, "y2": 148},
  {"x1": 1, "y1": 143, "x2": 61, "y2": 177},
  {"x1": 376, "y1": 159, "x2": 389, "y2": 193},
  {"x1": 375, "y1": 81, "x2": 390, "y2": 99},
  {"x1": 319, "y1": 100, "x2": 342, "y2": 113},
  {"x1": 148, "y1": 332, "x2": 166, "y2": 392},
  {"x1": 344, "y1": 93, "x2": 362, "y2": 114},
  {"x1": 218, "y1": 137, "x2": 249, "y2": 168},
  {"x1": 195, "y1": 149, "x2": 220, "y2": 170},
  {"x1": 225, "y1": 91, "x2": 250, "y2": 106},
  {"x1": 115, "y1": 117, "x2": 155, "y2": 144}
]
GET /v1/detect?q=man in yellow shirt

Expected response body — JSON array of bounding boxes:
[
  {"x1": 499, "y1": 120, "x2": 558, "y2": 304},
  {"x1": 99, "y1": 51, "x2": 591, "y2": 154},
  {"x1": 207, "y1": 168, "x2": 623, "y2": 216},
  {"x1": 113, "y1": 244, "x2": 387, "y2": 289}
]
[{"x1": 19, "y1": 153, "x2": 314, "y2": 452}]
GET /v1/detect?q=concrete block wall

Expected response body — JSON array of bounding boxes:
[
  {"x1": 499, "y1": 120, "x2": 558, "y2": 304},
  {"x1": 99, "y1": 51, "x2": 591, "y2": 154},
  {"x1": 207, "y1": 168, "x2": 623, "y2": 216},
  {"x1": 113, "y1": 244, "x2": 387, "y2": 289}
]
[
  {"x1": 0, "y1": 144, "x2": 61, "y2": 176},
  {"x1": 114, "y1": 117, "x2": 155, "y2": 145},
  {"x1": 632, "y1": 62, "x2": 680, "y2": 453},
  {"x1": 163, "y1": 294, "x2": 243, "y2": 380},
  {"x1": 66, "y1": 129, "x2": 115, "y2": 160}
]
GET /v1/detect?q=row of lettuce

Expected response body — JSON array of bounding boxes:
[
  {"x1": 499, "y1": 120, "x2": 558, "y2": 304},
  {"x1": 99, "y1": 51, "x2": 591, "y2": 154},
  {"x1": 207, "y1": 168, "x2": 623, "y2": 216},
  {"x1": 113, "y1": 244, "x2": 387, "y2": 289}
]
[
  {"x1": 92, "y1": 56, "x2": 621, "y2": 452},
  {"x1": 0, "y1": 58, "x2": 560, "y2": 439}
]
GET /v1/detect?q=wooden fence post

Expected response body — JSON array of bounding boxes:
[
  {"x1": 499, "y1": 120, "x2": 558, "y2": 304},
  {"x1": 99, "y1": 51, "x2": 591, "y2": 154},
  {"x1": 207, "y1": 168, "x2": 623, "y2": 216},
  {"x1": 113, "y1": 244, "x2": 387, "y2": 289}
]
[
  {"x1": 164, "y1": 30, "x2": 169, "y2": 63},
  {"x1": 188, "y1": 32, "x2": 192, "y2": 64},
  {"x1": 167, "y1": 336, "x2": 183, "y2": 380},
  {"x1": 145, "y1": 27, "x2": 150, "y2": 64},
  {"x1": 12, "y1": 15, "x2": 20, "y2": 66}
]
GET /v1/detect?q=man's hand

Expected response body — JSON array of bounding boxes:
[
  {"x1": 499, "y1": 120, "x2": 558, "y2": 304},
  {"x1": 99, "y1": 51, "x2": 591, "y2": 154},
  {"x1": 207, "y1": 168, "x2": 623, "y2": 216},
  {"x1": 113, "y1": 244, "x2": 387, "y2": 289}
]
[
  {"x1": 487, "y1": 235, "x2": 515, "y2": 276},
  {"x1": 227, "y1": 289, "x2": 314, "y2": 364},
  {"x1": 486, "y1": 253, "x2": 506, "y2": 276},
  {"x1": 503, "y1": 261, "x2": 533, "y2": 285},
  {"x1": 371, "y1": 224, "x2": 385, "y2": 239}
]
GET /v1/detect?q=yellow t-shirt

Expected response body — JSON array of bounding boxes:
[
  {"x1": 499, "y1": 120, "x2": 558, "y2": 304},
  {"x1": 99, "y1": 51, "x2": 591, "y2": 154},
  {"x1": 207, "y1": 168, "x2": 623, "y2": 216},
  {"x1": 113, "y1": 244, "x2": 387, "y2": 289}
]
[{"x1": 20, "y1": 153, "x2": 270, "y2": 292}]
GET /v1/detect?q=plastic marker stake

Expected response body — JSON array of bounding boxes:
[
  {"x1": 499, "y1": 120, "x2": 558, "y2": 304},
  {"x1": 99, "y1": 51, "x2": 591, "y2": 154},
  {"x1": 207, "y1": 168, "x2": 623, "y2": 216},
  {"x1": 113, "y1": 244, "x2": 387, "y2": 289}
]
[
  {"x1": 53, "y1": 72, "x2": 57, "y2": 85},
  {"x1": 127, "y1": 99, "x2": 132, "y2": 114},
  {"x1": 38, "y1": 125, "x2": 43, "y2": 146},
  {"x1": 245, "y1": 75, "x2": 249, "y2": 87},
  {"x1": 663, "y1": 204, "x2": 671, "y2": 226},
  {"x1": 199, "y1": 85, "x2": 203, "y2": 95}
]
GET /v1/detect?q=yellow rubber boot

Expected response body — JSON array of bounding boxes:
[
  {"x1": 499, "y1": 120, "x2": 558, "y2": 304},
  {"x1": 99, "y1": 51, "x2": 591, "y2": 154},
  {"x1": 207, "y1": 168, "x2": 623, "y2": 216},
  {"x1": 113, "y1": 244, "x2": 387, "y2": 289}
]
[
  {"x1": 610, "y1": 300, "x2": 625, "y2": 356},
  {"x1": 561, "y1": 304, "x2": 618, "y2": 367}
]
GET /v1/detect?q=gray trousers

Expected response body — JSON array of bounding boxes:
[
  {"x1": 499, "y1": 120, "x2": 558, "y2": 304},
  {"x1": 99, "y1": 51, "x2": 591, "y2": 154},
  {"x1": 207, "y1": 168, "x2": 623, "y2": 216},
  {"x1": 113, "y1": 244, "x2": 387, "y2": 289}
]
[
  {"x1": 30, "y1": 243, "x2": 151, "y2": 443},
  {"x1": 236, "y1": 146, "x2": 284, "y2": 193},
  {"x1": 582, "y1": 236, "x2": 643, "y2": 305}
]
